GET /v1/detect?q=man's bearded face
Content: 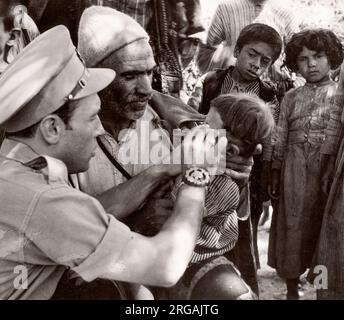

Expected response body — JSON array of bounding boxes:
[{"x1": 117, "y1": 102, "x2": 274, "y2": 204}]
[{"x1": 103, "y1": 39, "x2": 156, "y2": 122}]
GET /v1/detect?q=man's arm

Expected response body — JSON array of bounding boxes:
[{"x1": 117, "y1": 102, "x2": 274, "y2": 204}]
[
  {"x1": 74, "y1": 127, "x2": 227, "y2": 287},
  {"x1": 114, "y1": 184, "x2": 205, "y2": 287},
  {"x1": 96, "y1": 164, "x2": 179, "y2": 219}
]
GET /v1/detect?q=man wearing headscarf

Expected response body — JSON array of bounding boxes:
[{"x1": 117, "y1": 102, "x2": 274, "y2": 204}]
[{"x1": 91, "y1": 0, "x2": 205, "y2": 97}]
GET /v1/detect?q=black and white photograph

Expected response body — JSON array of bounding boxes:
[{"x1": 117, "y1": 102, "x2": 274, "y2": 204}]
[{"x1": 0, "y1": 0, "x2": 344, "y2": 303}]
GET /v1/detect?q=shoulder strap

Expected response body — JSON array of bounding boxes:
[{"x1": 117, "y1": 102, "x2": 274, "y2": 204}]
[{"x1": 96, "y1": 137, "x2": 132, "y2": 180}]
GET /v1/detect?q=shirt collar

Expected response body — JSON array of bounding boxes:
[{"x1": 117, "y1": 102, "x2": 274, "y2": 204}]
[
  {"x1": 0, "y1": 138, "x2": 69, "y2": 184},
  {"x1": 223, "y1": 66, "x2": 260, "y2": 92},
  {"x1": 305, "y1": 78, "x2": 333, "y2": 88}
]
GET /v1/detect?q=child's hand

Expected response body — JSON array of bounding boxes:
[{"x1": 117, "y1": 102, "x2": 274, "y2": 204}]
[{"x1": 269, "y1": 169, "x2": 280, "y2": 200}]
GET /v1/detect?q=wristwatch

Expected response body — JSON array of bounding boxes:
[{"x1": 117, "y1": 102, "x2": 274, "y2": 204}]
[{"x1": 182, "y1": 167, "x2": 210, "y2": 188}]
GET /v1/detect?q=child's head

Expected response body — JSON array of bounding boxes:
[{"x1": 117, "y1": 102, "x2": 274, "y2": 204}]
[
  {"x1": 285, "y1": 29, "x2": 344, "y2": 83},
  {"x1": 233, "y1": 23, "x2": 282, "y2": 81},
  {"x1": 206, "y1": 93, "x2": 274, "y2": 157}
]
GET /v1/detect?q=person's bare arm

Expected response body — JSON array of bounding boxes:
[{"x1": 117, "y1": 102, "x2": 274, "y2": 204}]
[
  {"x1": 109, "y1": 185, "x2": 205, "y2": 287},
  {"x1": 92, "y1": 127, "x2": 227, "y2": 287}
]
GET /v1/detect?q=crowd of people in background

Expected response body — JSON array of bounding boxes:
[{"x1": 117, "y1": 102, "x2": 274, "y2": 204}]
[{"x1": 1, "y1": 0, "x2": 344, "y2": 300}]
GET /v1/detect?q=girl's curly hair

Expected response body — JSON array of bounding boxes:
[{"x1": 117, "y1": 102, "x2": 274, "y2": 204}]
[{"x1": 285, "y1": 28, "x2": 344, "y2": 72}]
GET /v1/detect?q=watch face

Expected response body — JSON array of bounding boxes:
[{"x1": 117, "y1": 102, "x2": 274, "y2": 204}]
[{"x1": 185, "y1": 167, "x2": 210, "y2": 186}]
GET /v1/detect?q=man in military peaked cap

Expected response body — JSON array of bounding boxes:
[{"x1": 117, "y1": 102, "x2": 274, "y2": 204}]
[{"x1": 0, "y1": 25, "x2": 226, "y2": 299}]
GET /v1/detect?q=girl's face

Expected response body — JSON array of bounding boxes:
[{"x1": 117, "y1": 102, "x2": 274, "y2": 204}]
[{"x1": 296, "y1": 46, "x2": 331, "y2": 83}]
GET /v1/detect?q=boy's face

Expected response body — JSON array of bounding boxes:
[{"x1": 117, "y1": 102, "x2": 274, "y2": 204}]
[
  {"x1": 234, "y1": 41, "x2": 274, "y2": 81},
  {"x1": 296, "y1": 46, "x2": 330, "y2": 83}
]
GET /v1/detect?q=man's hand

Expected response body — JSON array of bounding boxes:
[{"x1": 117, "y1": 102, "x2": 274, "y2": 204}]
[
  {"x1": 181, "y1": 125, "x2": 227, "y2": 174},
  {"x1": 160, "y1": 126, "x2": 227, "y2": 177}
]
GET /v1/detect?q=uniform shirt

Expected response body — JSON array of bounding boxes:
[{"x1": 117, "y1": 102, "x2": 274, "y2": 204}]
[{"x1": 0, "y1": 139, "x2": 136, "y2": 299}]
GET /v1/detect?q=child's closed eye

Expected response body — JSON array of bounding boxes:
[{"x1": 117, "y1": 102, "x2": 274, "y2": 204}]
[{"x1": 226, "y1": 143, "x2": 240, "y2": 156}]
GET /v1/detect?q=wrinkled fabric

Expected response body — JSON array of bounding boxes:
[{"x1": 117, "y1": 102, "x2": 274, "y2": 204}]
[
  {"x1": 0, "y1": 139, "x2": 134, "y2": 299},
  {"x1": 310, "y1": 63, "x2": 344, "y2": 299},
  {"x1": 269, "y1": 80, "x2": 339, "y2": 278}
]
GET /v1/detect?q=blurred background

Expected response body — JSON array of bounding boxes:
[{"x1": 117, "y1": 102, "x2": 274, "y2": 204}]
[{"x1": 200, "y1": 0, "x2": 344, "y2": 42}]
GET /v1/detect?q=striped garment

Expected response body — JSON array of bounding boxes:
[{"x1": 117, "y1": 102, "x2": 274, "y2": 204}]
[
  {"x1": 191, "y1": 174, "x2": 240, "y2": 263},
  {"x1": 204, "y1": 0, "x2": 300, "y2": 80},
  {"x1": 93, "y1": 0, "x2": 153, "y2": 30},
  {"x1": 221, "y1": 70, "x2": 260, "y2": 96},
  {"x1": 207, "y1": 0, "x2": 299, "y2": 49}
]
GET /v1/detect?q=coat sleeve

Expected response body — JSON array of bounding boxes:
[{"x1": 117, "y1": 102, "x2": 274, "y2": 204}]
[
  {"x1": 272, "y1": 93, "x2": 292, "y2": 170},
  {"x1": 321, "y1": 67, "x2": 344, "y2": 156}
]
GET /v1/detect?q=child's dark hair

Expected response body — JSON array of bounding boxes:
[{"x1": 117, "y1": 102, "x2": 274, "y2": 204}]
[
  {"x1": 235, "y1": 23, "x2": 282, "y2": 63},
  {"x1": 210, "y1": 93, "x2": 274, "y2": 157},
  {"x1": 285, "y1": 29, "x2": 344, "y2": 72}
]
